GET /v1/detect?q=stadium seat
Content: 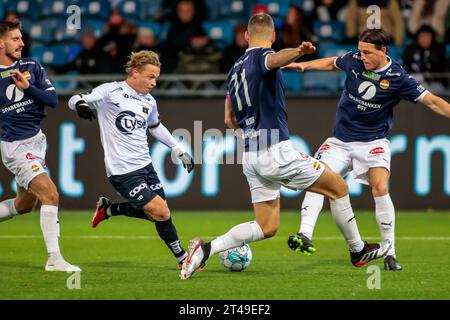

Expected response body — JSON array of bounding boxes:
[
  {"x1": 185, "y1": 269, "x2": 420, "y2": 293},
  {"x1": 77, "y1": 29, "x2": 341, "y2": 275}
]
[
  {"x1": 146, "y1": 0, "x2": 162, "y2": 19},
  {"x1": 31, "y1": 44, "x2": 69, "y2": 67},
  {"x1": 388, "y1": 46, "x2": 404, "y2": 63},
  {"x1": 40, "y1": 0, "x2": 67, "y2": 17},
  {"x1": 5, "y1": 0, "x2": 40, "y2": 19},
  {"x1": 202, "y1": 21, "x2": 234, "y2": 48},
  {"x1": 116, "y1": 0, "x2": 145, "y2": 21},
  {"x1": 290, "y1": 0, "x2": 315, "y2": 15},
  {"x1": 281, "y1": 70, "x2": 302, "y2": 93},
  {"x1": 313, "y1": 20, "x2": 345, "y2": 43},
  {"x1": 54, "y1": 23, "x2": 83, "y2": 43},
  {"x1": 302, "y1": 71, "x2": 339, "y2": 93},
  {"x1": 318, "y1": 44, "x2": 355, "y2": 59},
  {"x1": 79, "y1": 0, "x2": 110, "y2": 20},
  {"x1": 29, "y1": 21, "x2": 55, "y2": 44},
  {"x1": 257, "y1": 0, "x2": 290, "y2": 19},
  {"x1": 84, "y1": 19, "x2": 106, "y2": 38},
  {"x1": 205, "y1": 0, "x2": 249, "y2": 22}
]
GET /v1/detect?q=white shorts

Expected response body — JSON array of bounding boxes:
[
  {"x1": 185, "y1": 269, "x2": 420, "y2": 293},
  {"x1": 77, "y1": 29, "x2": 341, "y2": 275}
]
[
  {"x1": 243, "y1": 140, "x2": 325, "y2": 203},
  {"x1": 1, "y1": 131, "x2": 48, "y2": 190},
  {"x1": 314, "y1": 137, "x2": 391, "y2": 185}
]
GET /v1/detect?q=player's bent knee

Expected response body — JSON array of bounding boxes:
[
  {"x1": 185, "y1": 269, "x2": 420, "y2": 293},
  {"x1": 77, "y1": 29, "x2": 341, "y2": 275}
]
[
  {"x1": 40, "y1": 190, "x2": 59, "y2": 205},
  {"x1": 371, "y1": 184, "x2": 388, "y2": 197},
  {"x1": 144, "y1": 200, "x2": 170, "y2": 222},
  {"x1": 327, "y1": 175, "x2": 348, "y2": 200},
  {"x1": 261, "y1": 225, "x2": 279, "y2": 238}
]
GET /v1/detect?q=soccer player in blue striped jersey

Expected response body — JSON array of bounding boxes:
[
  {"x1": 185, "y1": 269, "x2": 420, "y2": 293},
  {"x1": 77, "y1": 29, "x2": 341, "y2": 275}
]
[
  {"x1": 0, "y1": 21, "x2": 80, "y2": 272},
  {"x1": 286, "y1": 29, "x2": 450, "y2": 270},
  {"x1": 181, "y1": 14, "x2": 390, "y2": 280}
]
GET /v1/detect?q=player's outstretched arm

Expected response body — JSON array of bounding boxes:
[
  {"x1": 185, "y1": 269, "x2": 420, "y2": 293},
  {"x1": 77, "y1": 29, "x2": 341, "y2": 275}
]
[
  {"x1": 421, "y1": 92, "x2": 450, "y2": 118},
  {"x1": 224, "y1": 96, "x2": 239, "y2": 130},
  {"x1": 267, "y1": 42, "x2": 316, "y2": 70},
  {"x1": 148, "y1": 124, "x2": 194, "y2": 173},
  {"x1": 285, "y1": 57, "x2": 339, "y2": 73}
]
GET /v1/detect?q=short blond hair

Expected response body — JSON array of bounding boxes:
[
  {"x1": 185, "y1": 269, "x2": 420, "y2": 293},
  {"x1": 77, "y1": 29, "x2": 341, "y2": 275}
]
[
  {"x1": 248, "y1": 13, "x2": 274, "y2": 39},
  {"x1": 125, "y1": 50, "x2": 161, "y2": 74}
]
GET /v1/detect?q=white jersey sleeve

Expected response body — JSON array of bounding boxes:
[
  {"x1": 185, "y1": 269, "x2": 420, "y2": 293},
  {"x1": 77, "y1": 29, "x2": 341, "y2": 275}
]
[
  {"x1": 147, "y1": 99, "x2": 160, "y2": 128},
  {"x1": 68, "y1": 83, "x2": 111, "y2": 110}
]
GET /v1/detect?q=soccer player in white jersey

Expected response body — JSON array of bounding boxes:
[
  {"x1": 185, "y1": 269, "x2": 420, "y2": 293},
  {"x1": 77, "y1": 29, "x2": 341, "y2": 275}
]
[
  {"x1": 0, "y1": 21, "x2": 80, "y2": 272},
  {"x1": 180, "y1": 14, "x2": 391, "y2": 280},
  {"x1": 68, "y1": 51, "x2": 195, "y2": 268},
  {"x1": 285, "y1": 29, "x2": 450, "y2": 270}
]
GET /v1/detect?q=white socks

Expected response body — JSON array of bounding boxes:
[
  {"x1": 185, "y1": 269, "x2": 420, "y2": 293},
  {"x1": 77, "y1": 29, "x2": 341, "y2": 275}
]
[
  {"x1": 40, "y1": 205, "x2": 61, "y2": 255},
  {"x1": 299, "y1": 192, "x2": 324, "y2": 239},
  {"x1": 329, "y1": 194, "x2": 364, "y2": 253},
  {"x1": 0, "y1": 198, "x2": 18, "y2": 222},
  {"x1": 374, "y1": 194, "x2": 396, "y2": 256},
  {"x1": 209, "y1": 221, "x2": 264, "y2": 257}
]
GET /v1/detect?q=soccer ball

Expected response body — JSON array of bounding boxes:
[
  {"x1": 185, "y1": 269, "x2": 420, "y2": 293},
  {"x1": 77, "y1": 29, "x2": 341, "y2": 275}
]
[{"x1": 219, "y1": 243, "x2": 252, "y2": 271}]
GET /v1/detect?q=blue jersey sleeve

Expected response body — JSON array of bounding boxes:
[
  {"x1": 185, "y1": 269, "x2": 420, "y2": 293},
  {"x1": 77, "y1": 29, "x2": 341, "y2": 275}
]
[
  {"x1": 399, "y1": 74, "x2": 428, "y2": 103},
  {"x1": 259, "y1": 48, "x2": 275, "y2": 73},
  {"x1": 32, "y1": 60, "x2": 54, "y2": 91},
  {"x1": 334, "y1": 51, "x2": 355, "y2": 72}
]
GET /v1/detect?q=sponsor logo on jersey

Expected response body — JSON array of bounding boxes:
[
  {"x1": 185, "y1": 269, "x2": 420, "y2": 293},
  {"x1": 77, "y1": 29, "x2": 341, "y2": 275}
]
[
  {"x1": 386, "y1": 68, "x2": 401, "y2": 77},
  {"x1": 142, "y1": 107, "x2": 149, "y2": 114},
  {"x1": 23, "y1": 71, "x2": 31, "y2": 80},
  {"x1": 0, "y1": 69, "x2": 17, "y2": 78},
  {"x1": 380, "y1": 79, "x2": 389, "y2": 89},
  {"x1": 313, "y1": 161, "x2": 321, "y2": 170},
  {"x1": 31, "y1": 164, "x2": 40, "y2": 172},
  {"x1": 358, "y1": 81, "x2": 377, "y2": 100},
  {"x1": 129, "y1": 183, "x2": 148, "y2": 197},
  {"x1": 5, "y1": 84, "x2": 24, "y2": 102},
  {"x1": 115, "y1": 111, "x2": 146, "y2": 135},
  {"x1": 362, "y1": 71, "x2": 381, "y2": 81},
  {"x1": 122, "y1": 93, "x2": 141, "y2": 101},
  {"x1": 319, "y1": 144, "x2": 330, "y2": 151},
  {"x1": 26, "y1": 153, "x2": 35, "y2": 160},
  {"x1": 370, "y1": 147, "x2": 385, "y2": 154}
]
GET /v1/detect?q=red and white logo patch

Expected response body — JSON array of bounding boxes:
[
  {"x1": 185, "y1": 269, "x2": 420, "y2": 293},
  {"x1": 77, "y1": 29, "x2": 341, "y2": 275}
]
[
  {"x1": 370, "y1": 147, "x2": 385, "y2": 154},
  {"x1": 299, "y1": 152, "x2": 309, "y2": 159},
  {"x1": 319, "y1": 144, "x2": 330, "y2": 151},
  {"x1": 26, "y1": 153, "x2": 35, "y2": 160}
]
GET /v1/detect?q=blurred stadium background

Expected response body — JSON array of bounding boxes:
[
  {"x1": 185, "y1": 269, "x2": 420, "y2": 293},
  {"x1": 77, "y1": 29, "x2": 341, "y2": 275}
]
[{"x1": 0, "y1": 0, "x2": 449, "y2": 210}]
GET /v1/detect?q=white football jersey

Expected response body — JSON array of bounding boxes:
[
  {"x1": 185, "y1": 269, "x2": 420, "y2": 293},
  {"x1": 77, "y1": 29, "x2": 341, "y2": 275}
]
[{"x1": 71, "y1": 81, "x2": 159, "y2": 176}]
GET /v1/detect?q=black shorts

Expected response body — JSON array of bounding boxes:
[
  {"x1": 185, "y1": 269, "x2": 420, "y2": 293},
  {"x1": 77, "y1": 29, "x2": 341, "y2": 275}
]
[{"x1": 108, "y1": 163, "x2": 166, "y2": 209}]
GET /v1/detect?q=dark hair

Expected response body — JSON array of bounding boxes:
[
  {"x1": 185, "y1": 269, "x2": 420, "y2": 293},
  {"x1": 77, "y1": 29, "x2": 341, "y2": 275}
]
[
  {"x1": 415, "y1": 24, "x2": 436, "y2": 40},
  {"x1": 0, "y1": 20, "x2": 21, "y2": 37},
  {"x1": 358, "y1": 29, "x2": 391, "y2": 49}
]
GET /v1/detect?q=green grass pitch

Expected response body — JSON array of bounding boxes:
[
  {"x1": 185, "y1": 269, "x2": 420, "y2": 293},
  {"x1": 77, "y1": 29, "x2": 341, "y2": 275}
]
[{"x1": 0, "y1": 210, "x2": 449, "y2": 300}]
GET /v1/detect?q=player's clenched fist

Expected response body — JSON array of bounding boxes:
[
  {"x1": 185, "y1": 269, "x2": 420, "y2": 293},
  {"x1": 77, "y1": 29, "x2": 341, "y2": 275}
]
[
  {"x1": 75, "y1": 100, "x2": 96, "y2": 120},
  {"x1": 10, "y1": 70, "x2": 29, "y2": 89}
]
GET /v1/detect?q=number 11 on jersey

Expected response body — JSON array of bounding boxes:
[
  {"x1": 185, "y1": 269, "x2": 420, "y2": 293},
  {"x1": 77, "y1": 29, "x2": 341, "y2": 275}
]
[{"x1": 231, "y1": 69, "x2": 252, "y2": 111}]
